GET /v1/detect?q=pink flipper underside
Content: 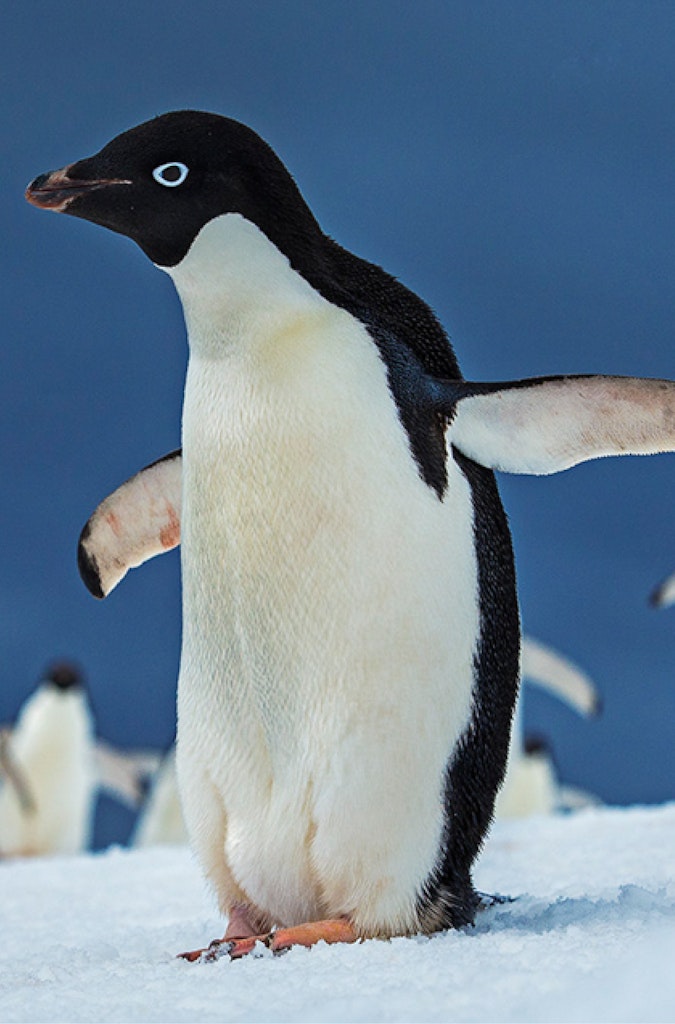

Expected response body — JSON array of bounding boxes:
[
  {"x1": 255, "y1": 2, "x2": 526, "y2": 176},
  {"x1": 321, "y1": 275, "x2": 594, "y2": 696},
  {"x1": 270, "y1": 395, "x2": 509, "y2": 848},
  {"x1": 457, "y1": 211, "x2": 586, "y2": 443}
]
[{"x1": 79, "y1": 451, "x2": 182, "y2": 598}]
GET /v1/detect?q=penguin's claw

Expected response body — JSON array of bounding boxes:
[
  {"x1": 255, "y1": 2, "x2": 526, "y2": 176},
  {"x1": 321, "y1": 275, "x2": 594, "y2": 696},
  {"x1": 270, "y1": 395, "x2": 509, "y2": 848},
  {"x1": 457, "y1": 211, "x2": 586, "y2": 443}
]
[
  {"x1": 476, "y1": 890, "x2": 515, "y2": 910},
  {"x1": 226, "y1": 935, "x2": 272, "y2": 959},
  {"x1": 178, "y1": 934, "x2": 271, "y2": 962},
  {"x1": 200, "y1": 938, "x2": 237, "y2": 962},
  {"x1": 177, "y1": 944, "x2": 213, "y2": 962}
]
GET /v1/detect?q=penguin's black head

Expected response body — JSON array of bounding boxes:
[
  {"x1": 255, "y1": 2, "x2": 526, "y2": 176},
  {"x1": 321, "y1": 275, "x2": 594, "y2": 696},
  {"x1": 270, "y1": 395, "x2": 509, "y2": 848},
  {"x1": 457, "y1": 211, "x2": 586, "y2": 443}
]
[
  {"x1": 26, "y1": 111, "x2": 321, "y2": 267},
  {"x1": 42, "y1": 660, "x2": 85, "y2": 691}
]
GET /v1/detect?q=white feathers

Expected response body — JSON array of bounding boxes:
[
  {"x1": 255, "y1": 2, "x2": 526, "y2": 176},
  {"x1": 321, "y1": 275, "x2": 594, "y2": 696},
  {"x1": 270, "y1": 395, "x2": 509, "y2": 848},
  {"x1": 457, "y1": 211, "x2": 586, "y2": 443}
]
[{"x1": 165, "y1": 214, "x2": 481, "y2": 935}]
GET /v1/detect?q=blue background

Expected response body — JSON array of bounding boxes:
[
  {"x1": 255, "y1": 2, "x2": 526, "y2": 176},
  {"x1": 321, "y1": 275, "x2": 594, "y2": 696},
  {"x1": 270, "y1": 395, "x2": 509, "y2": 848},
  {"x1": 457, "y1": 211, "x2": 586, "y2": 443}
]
[{"x1": 2, "y1": 1, "x2": 675, "y2": 846}]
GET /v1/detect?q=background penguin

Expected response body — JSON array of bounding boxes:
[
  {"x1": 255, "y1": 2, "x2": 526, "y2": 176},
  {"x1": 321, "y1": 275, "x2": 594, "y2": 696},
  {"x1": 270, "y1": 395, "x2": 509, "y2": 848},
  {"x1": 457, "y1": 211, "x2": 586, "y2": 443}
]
[
  {"x1": 132, "y1": 745, "x2": 187, "y2": 848},
  {"x1": 496, "y1": 734, "x2": 601, "y2": 818},
  {"x1": 0, "y1": 661, "x2": 160, "y2": 857},
  {"x1": 0, "y1": 661, "x2": 97, "y2": 856},
  {"x1": 495, "y1": 637, "x2": 601, "y2": 818},
  {"x1": 25, "y1": 110, "x2": 675, "y2": 958}
]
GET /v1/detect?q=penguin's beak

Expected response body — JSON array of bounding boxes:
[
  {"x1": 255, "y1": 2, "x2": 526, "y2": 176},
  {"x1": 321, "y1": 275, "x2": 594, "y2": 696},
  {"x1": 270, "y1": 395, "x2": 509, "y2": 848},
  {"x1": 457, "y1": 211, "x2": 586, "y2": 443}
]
[{"x1": 25, "y1": 166, "x2": 131, "y2": 213}]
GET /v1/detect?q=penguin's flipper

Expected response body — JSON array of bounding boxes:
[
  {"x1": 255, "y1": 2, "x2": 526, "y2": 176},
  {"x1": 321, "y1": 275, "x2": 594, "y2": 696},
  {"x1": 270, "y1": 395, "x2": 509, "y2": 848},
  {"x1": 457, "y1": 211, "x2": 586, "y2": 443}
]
[
  {"x1": 78, "y1": 449, "x2": 182, "y2": 599},
  {"x1": 649, "y1": 571, "x2": 675, "y2": 608},
  {"x1": 521, "y1": 637, "x2": 600, "y2": 717},
  {"x1": 0, "y1": 728, "x2": 36, "y2": 814},
  {"x1": 442, "y1": 375, "x2": 675, "y2": 475},
  {"x1": 95, "y1": 741, "x2": 162, "y2": 808}
]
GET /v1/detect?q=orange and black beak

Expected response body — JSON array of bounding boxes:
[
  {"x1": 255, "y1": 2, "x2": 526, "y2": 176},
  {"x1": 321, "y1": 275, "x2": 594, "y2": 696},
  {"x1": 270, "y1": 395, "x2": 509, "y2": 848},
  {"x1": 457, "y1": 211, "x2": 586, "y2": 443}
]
[{"x1": 25, "y1": 166, "x2": 131, "y2": 212}]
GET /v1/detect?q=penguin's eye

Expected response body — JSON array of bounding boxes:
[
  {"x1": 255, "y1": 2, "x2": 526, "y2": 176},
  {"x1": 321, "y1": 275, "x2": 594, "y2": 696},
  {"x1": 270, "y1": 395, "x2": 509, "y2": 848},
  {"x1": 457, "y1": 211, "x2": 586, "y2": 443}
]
[{"x1": 152, "y1": 162, "x2": 189, "y2": 188}]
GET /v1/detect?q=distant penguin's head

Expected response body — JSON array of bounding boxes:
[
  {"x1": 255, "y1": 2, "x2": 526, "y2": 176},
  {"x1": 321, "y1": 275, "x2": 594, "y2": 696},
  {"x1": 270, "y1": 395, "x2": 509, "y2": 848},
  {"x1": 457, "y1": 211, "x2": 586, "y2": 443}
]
[
  {"x1": 25, "y1": 111, "x2": 320, "y2": 267},
  {"x1": 42, "y1": 660, "x2": 85, "y2": 692},
  {"x1": 523, "y1": 735, "x2": 549, "y2": 757}
]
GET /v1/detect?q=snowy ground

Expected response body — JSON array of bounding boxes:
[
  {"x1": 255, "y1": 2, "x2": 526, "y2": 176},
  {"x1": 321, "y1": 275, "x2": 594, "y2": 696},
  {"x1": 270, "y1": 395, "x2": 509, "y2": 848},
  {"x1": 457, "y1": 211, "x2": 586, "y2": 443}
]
[{"x1": 1, "y1": 803, "x2": 674, "y2": 1024}]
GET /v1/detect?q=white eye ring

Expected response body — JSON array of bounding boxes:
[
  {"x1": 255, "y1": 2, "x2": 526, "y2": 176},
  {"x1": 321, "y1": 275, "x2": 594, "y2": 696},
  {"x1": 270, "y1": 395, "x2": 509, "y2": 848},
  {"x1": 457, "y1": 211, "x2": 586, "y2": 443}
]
[{"x1": 152, "y1": 162, "x2": 189, "y2": 187}]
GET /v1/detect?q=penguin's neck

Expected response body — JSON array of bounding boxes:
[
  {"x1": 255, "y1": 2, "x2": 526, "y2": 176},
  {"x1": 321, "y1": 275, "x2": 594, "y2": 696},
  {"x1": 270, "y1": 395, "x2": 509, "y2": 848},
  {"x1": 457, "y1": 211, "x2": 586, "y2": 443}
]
[{"x1": 164, "y1": 213, "x2": 330, "y2": 362}]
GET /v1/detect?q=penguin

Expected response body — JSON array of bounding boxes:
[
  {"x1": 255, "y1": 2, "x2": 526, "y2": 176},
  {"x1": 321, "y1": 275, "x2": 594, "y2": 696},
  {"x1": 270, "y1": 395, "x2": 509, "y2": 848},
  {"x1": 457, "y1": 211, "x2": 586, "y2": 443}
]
[
  {"x1": 496, "y1": 732, "x2": 600, "y2": 818},
  {"x1": 132, "y1": 745, "x2": 188, "y2": 848},
  {"x1": 0, "y1": 661, "x2": 97, "y2": 856},
  {"x1": 25, "y1": 110, "x2": 675, "y2": 959},
  {"x1": 495, "y1": 734, "x2": 560, "y2": 818},
  {"x1": 0, "y1": 661, "x2": 161, "y2": 857},
  {"x1": 495, "y1": 637, "x2": 600, "y2": 818}
]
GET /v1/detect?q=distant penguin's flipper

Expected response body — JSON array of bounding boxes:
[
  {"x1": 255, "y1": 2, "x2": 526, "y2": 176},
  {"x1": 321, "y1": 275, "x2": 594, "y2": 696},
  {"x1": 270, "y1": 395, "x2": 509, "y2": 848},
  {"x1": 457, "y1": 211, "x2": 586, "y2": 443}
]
[
  {"x1": 649, "y1": 572, "x2": 675, "y2": 608},
  {"x1": 95, "y1": 742, "x2": 162, "y2": 808},
  {"x1": 521, "y1": 637, "x2": 601, "y2": 717},
  {"x1": 78, "y1": 449, "x2": 182, "y2": 598},
  {"x1": 439, "y1": 375, "x2": 675, "y2": 475},
  {"x1": 0, "y1": 728, "x2": 37, "y2": 814}
]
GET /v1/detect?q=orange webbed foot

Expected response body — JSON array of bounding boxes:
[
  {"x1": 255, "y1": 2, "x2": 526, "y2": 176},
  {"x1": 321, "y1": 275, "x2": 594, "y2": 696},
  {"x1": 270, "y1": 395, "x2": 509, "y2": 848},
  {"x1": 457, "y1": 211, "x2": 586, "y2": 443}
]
[
  {"x1": 269, "y1": 917, "x2": 358, "y2": 954},
  {"x1": 178, "y1": 903, "x2": 270, "y2": 962},
  {"x1": 179, "y1": 917, "x2": 358, "y2": 962}
]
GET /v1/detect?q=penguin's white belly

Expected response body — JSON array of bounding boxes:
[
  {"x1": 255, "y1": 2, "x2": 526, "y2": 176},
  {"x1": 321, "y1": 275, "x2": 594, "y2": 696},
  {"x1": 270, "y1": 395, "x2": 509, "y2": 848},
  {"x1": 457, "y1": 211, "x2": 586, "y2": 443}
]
[
  {"x1": 169, "y1": 216, "x2": 480, "y2": 933},
  {"x1": 176, "y1": 330, "x2": 478, "y2": 933}
]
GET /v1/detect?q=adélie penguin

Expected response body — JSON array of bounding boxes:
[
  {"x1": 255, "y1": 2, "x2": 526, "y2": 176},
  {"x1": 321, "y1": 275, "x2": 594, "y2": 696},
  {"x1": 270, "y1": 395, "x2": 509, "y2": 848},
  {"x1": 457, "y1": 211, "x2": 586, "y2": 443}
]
[
  {"x1": 0, "y1": 662, "x2": 96, "y2": 856},
  {"x1": 0, "y1": 661, "x2": 160, "y2": 858},
  {"x1": 26, "y1": 110, "x2": 675, "y2": 959},
  {"x1": 495, "y1": 638, "x2": 600, "y2": 819}
]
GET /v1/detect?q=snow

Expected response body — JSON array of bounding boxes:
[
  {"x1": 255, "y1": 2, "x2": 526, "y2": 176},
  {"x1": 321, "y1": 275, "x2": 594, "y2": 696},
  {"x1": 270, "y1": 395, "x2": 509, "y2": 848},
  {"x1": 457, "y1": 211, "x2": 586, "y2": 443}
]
[{"x1": 1, "y1": 804, "x2": 674, "y2": 1023}]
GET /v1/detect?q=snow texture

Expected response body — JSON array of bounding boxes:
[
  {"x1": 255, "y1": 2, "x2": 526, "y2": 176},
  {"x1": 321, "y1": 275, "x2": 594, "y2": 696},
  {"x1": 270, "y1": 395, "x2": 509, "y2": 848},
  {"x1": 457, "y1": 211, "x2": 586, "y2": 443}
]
[{"x1": 1, "y1": 803, "x2": 674, "y2": 1023}]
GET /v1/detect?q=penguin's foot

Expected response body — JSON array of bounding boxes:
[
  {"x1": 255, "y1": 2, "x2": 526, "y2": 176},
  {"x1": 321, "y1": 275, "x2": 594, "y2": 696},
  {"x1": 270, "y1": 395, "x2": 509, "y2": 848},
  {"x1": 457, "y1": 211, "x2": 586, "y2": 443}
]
[
  {"x1": 476, "y1": 891, "x2": 515, "y2": 910},
  {"x1": 179, "y1": 917, "x2": 358, "y2": 962},
  {"x1": 178, "y1": 903, "x2": 267, "y2": 962},
  {"x1": 223, "y1": 902, "x2": 267, "y2": 940},
  {"x1": 235, "y1": 917, "x2": 358, "y2": 958}
]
